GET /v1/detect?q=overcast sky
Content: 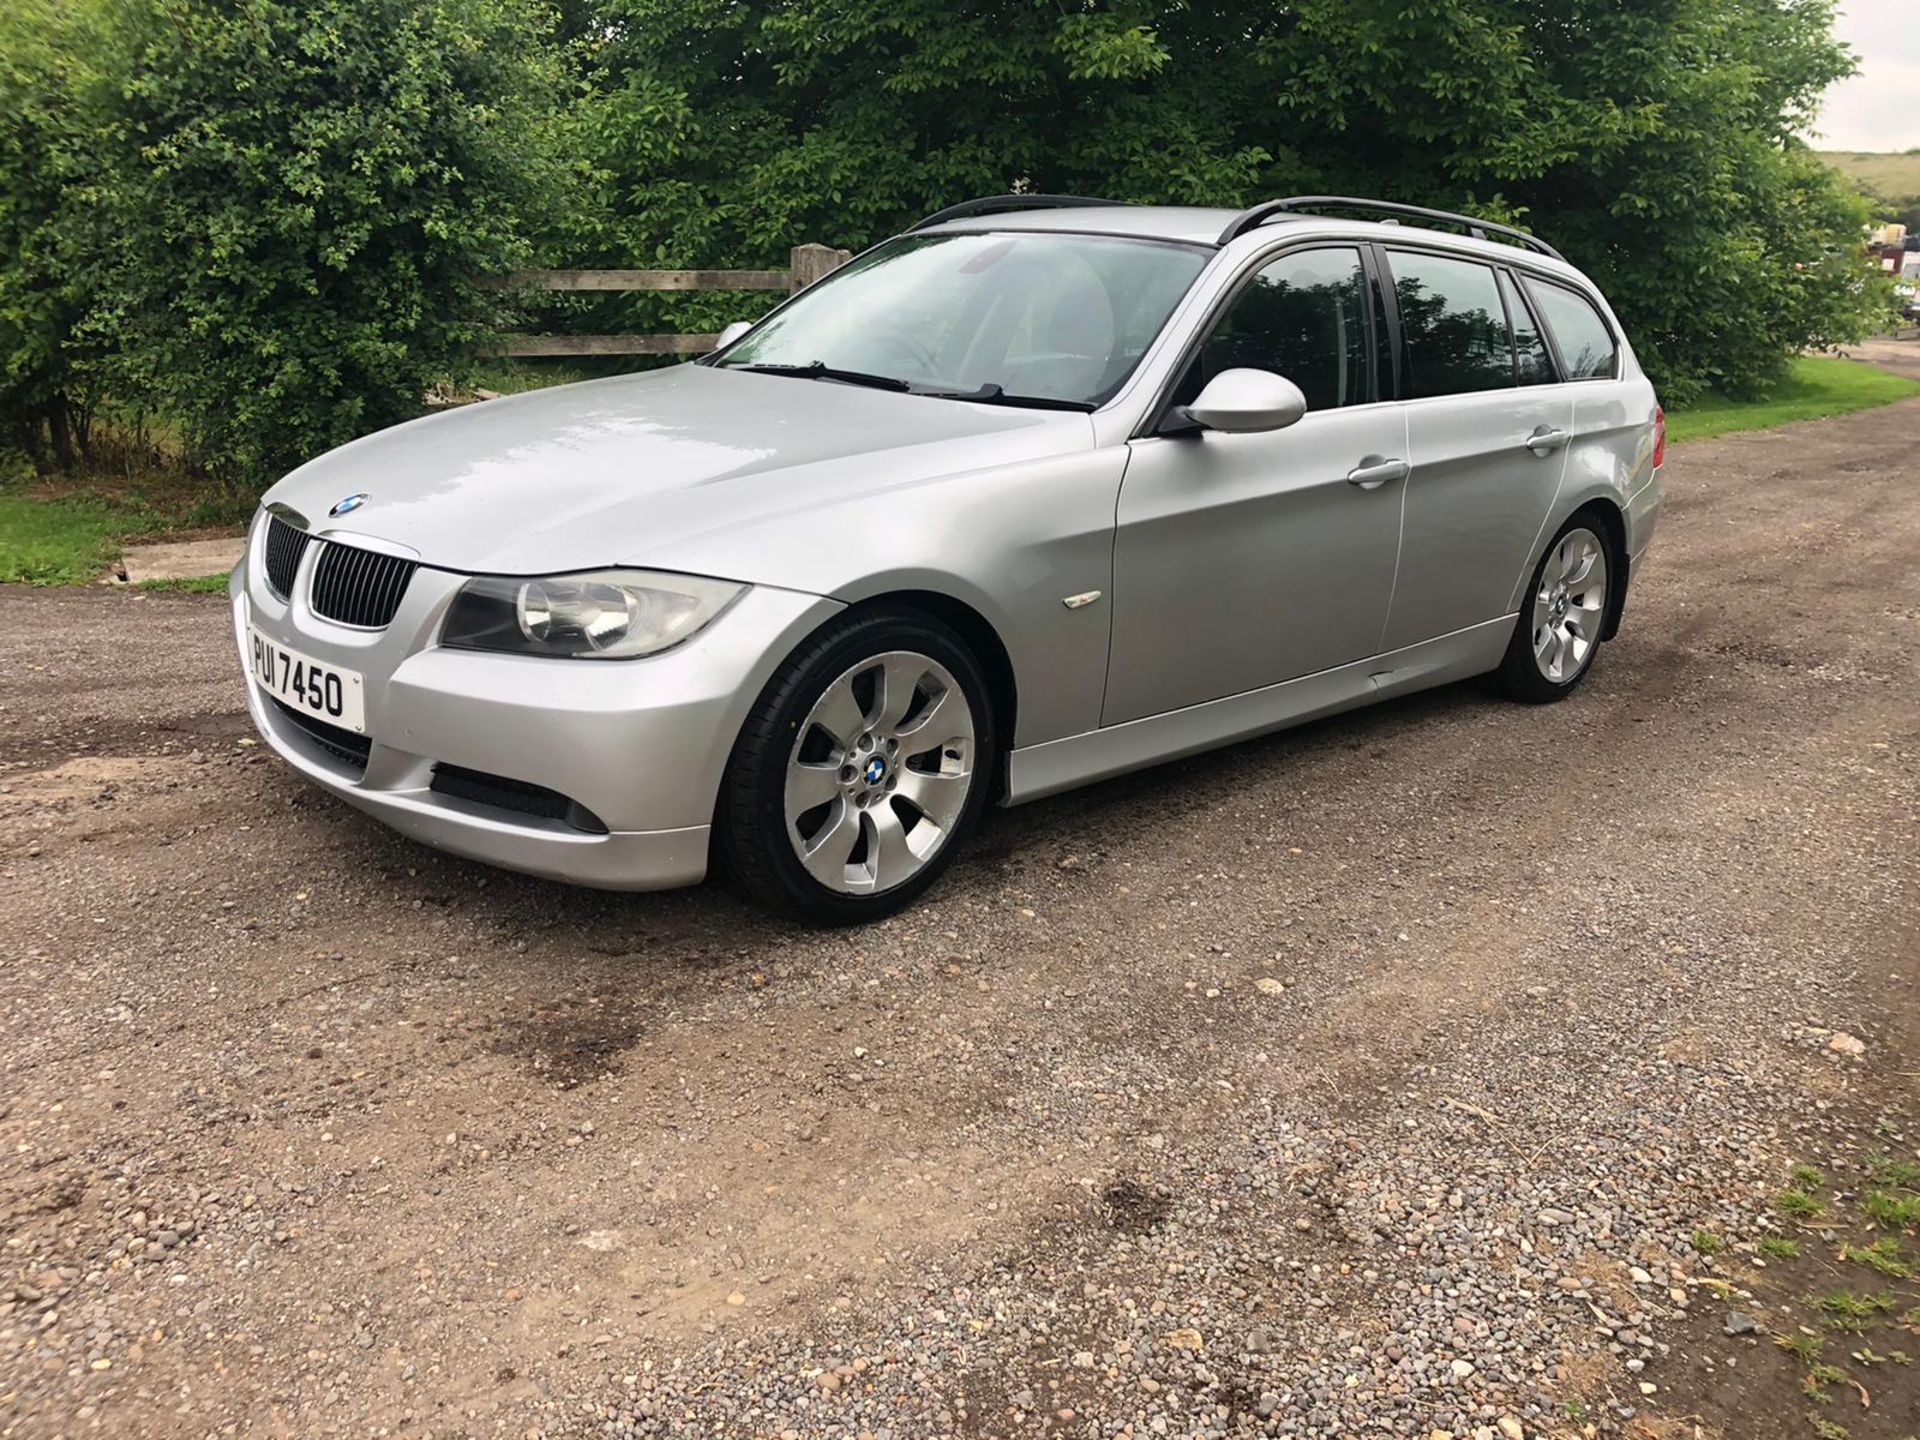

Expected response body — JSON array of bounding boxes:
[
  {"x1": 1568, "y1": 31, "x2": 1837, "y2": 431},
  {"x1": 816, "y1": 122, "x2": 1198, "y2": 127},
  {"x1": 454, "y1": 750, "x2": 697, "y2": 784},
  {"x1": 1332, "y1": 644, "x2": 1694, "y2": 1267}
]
[{"x1": 1816, "y1": 0, "x2": 1918, "y2": 151}]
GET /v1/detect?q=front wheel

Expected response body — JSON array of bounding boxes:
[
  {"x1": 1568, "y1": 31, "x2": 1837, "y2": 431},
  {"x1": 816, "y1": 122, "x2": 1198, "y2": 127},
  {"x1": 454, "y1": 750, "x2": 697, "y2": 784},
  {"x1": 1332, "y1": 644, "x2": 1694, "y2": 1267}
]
[
  {"x1": 1490, "y1": 513, "x2": 1615, "y2": 703},
  {"x1": 716, "y1": 608, "x2": 996, "y2": 923}
]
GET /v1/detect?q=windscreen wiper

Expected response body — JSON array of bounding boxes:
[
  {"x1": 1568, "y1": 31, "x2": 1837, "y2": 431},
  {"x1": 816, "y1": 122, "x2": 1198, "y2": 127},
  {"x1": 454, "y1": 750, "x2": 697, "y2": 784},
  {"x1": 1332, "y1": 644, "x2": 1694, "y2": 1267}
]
[
  {"x1": 729, "y1": 361, "x2": 911, "y2": 393},
  {"x1": 910, "y1": 382, "x2": 1097, "y2": 412}
]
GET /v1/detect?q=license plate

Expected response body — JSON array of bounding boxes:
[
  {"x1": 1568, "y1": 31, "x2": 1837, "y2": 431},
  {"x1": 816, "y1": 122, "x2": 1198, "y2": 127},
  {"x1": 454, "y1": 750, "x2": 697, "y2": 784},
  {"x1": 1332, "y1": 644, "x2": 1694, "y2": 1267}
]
[{"x1": 247, "y1": 626, "x2": 366, "y2": 733}]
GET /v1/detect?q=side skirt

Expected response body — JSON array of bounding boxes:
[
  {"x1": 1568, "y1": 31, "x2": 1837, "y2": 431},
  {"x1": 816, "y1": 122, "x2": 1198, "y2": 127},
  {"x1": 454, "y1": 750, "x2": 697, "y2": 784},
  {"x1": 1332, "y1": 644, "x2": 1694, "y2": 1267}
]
[{"x1": 1004, "y1": 615, "x2": 1513, "y2": 804}]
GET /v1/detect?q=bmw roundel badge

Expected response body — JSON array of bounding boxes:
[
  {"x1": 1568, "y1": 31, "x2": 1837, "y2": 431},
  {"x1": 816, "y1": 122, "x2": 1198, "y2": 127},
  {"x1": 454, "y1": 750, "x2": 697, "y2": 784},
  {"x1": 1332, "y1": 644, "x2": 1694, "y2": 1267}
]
[
  {"x1": 864, "y1": 756, "x2": 887, "y2": 785},
  {"x1": 329, "y1": 492, "x2": 370, "y2": 517}
]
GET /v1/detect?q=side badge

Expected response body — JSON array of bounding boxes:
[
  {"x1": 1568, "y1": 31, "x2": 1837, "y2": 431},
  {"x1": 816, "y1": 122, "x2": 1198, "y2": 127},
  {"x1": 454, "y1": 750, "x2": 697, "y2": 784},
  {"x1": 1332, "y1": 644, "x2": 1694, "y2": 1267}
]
[{"x1": 1061, "y1": 590, "x2": 1102, "y2": 610}]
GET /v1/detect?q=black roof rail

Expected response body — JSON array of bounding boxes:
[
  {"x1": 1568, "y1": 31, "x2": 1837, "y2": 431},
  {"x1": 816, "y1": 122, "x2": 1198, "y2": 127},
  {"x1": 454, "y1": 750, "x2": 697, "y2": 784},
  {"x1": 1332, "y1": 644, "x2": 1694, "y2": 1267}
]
[
  {"x1": 910, "y1": 194, "x2": 1131, "y2": 232},
  {"x1": 1219, "y1": 195, "x2": 1563, "y2": 261}
]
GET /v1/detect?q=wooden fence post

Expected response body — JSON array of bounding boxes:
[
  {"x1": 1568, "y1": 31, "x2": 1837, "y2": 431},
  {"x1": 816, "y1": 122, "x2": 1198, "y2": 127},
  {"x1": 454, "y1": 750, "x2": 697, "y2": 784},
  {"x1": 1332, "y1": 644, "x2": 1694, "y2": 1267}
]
[{"x1": 789, "y1": 243, "x2": 851, "y2": 293}]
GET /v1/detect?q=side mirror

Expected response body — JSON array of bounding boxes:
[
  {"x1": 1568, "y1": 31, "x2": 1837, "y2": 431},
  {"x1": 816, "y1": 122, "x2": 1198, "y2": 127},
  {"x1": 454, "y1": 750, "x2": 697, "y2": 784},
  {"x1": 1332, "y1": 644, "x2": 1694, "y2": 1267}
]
[
  {"x1": 1177, "y1": 368, "x2": 1308, "y2": 434},
  {"x1": 714, "y1": 320, "x2": 754, "y2": 351}
]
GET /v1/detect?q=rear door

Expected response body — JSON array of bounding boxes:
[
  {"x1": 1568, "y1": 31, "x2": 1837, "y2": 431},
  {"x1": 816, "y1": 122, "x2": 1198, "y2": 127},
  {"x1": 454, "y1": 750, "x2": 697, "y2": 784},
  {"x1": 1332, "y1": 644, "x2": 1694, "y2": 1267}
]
[
  {"x1": 1104, "y1": 244, "x2": 1408, "y2": 725},
  {"x1": 1378, "y1": 248, "x2": 1574, "y2": 652},
  {"x1": 1518, "y1": 275, "x2": 1638, "y2": 564}
]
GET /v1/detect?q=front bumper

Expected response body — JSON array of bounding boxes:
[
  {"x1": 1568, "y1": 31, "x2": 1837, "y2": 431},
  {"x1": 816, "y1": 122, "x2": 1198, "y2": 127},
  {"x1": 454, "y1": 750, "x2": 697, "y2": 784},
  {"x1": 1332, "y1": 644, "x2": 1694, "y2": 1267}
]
[{"x1": 230, "y1": 533, "x2": 842, "y2": 891}]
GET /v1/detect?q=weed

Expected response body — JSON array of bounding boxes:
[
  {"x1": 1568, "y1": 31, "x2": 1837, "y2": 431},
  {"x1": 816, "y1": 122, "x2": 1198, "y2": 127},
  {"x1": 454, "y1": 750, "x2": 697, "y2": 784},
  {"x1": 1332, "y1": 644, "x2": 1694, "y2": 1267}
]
[
  {"x1": 1842, "y1": 1237, "x2": 1914, "y2": 1279},
  {"x1": 1866, "y1": 1155, "x2": 1920, "y2": 1190},
  {"x1": 1817, "y1": 1289, "x2": 1896, "y2": 1333},
  {"x1": 1792, "y1": 1164, "x2": 1830, "y2": 1190},
  {"x1": 1777, "y1": 1332, "x2": 1826, "y2": 1365},
  {"x1": 1807, "y1": 1416, "x2": 1850, "y2": 1440},
  {"x1": 1864, "y1": 1190, "x2": 1920, "y2": 1228},
  {"x1": 1691, "y1": 1228, "x2": 1726, "y2": 1255},
  {"x1": 1804, "y1": 1359, "x2": 1846, "y2": 1398},
  {"x1": 1778, "y1": 1189, "x2": 1829, "y2": 1221},
  {"x1": 1762, "y1": 1236, "x2": 1803, "y2": 1260}
]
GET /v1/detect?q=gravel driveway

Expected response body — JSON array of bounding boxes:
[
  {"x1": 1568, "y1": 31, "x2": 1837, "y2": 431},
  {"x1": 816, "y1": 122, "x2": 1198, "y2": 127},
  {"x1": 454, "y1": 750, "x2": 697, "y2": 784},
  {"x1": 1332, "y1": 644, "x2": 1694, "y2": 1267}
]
[{"x1": 1, "y1": 389, "x2": 1916, "y2": 1440}]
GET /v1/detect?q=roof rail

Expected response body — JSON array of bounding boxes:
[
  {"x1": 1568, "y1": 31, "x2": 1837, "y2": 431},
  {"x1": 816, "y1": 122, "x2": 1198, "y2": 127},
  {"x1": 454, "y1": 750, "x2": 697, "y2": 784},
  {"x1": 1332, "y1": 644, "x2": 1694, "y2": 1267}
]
[
  {"x1": 1219, "y1": 196, "x2": 1563, "y2": 261},
  {"x1": 910, "y1": 194, "x2": 1130, "y2": 232}
]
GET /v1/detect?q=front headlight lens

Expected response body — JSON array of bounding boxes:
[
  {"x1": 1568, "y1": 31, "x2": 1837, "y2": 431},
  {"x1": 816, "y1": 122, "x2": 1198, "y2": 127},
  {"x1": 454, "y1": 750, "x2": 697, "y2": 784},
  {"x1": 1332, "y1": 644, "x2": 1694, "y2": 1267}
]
[{"x1": 441, "y1": 569, "x2": 746, "y2": 659}]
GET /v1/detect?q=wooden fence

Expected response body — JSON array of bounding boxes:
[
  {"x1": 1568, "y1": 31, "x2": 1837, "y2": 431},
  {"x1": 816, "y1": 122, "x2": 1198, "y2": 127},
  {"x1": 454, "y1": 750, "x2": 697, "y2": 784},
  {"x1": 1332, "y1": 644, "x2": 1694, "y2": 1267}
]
[{"x1": 489, "y1": 243, "x2": 852, "y2": 358}]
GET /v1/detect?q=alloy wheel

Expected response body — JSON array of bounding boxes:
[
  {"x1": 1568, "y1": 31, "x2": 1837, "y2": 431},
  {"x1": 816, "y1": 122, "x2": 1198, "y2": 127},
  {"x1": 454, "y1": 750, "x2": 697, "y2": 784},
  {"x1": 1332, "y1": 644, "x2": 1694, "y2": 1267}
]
[
  {"x1": 1531, "y1": 526, "x2": 1609, "y2": 684},
  {"x1": 783, "y1": 651, "x2": 977, "y2": 895}
]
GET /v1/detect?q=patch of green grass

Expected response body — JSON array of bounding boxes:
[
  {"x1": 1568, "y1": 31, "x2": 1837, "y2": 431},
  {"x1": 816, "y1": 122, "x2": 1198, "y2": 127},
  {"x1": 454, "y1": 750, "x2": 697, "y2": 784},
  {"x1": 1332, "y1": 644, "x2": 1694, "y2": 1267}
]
[
  {"x1": 1665, "y1": 356, "x2": 1920, "y2": 444},
  {"x1": 1867, "y1": 1156, "x2": 1920, "y2": 1190},
  {"x1": 1807, "y1": 1414, "x2": 1851, "y2": 1440},
  {"x1": 1763, "y1": 1236, "x2": 1804, "y2": 1260},
  {"x1": 1865, "y1": 1191, "x2": 1920, "y2": 1229},
  {"x1": 1793, "y1": 1165, "x2": 1832, "y2": 1190},
  {"x1": 1779, "y1": 1188, "x2": 1830, "y2": 1221},
  {"x1": 0, "y1": 493, "x2": 126, "y2": 584},
  {"x1": 137, "y1": 574, "x2": 229, "y2": 595},
  {"x1": 1817, "y1": 1289, "x2": 1896, "y2": 1333},
  {"x1": 1844, "y1": 1237, "x2": 1915, "y2": 1280},
  {"x1": 1691, "y1": 1228, "x2": 1726, "y2": 1255},
  {"x1": 1778, "y1": 1332, "x2": 1827, "y2": 1365}
]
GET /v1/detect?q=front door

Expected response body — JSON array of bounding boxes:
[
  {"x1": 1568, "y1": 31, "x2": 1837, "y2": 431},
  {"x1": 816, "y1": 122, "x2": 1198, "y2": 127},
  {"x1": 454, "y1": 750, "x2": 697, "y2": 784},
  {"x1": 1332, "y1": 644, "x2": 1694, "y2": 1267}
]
[{"x1": 1105, "y1": 245, "x2": 1407, "y2": 726}]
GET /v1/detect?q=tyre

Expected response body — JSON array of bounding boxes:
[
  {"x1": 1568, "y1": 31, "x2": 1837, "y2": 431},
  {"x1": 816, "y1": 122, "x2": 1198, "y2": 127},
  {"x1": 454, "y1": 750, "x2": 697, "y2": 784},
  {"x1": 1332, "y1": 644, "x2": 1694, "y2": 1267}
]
[
  {"x1": 716, "y1": 606, "x2": 996, "y2": 923},
  {"x1": 1490, "y1": 510, "x2": 1616, "y2": 703}
]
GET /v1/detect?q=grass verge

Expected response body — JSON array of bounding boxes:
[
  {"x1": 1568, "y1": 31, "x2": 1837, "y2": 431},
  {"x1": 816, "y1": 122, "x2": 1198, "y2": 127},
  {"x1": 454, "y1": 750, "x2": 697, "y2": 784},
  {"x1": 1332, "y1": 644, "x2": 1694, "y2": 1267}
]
[
  {"x1": 0, "y1": 454, "x2": 252, "y2": 587},
  {"x1": 0, "y1": 493, "x2": 128, "y2": 585},
  {"x1": 1666, "y1": 355, "x2": 1920, "y2": 444}
]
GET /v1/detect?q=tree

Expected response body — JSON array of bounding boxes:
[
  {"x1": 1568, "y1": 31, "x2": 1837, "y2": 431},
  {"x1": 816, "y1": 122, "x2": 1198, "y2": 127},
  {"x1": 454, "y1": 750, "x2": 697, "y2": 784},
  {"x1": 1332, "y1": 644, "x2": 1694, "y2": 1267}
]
[
  {"x1": 554, "y1": 0, "x2": 1878, "y2": 401},
  {"x1": 0, "y1": 1, "x2": 115, "y2": 465},
  {"x1": 4, "y1": 0, "x2": 573, "y2": 482}
]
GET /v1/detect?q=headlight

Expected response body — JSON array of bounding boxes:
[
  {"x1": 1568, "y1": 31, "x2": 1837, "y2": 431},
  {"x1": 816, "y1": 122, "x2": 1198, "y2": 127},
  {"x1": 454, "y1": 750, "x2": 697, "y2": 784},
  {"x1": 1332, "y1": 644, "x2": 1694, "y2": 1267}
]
[{"x1": 441, "y1": 569, "x2": 746, "y2": 659}]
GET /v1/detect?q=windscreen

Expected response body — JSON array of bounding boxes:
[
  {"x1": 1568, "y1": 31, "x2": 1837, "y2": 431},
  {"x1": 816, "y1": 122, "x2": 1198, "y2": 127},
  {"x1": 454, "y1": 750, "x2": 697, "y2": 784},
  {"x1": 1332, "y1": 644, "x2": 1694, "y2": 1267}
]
[{"x1": 713, "y1": 231, "x2": 1210, "y2": 407}]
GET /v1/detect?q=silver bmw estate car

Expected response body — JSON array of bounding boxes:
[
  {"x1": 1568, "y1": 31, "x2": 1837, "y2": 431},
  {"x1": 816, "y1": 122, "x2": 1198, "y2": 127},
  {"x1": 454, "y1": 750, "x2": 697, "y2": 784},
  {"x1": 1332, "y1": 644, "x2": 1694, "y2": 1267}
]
[{"x1": 232, "y1": 194, "x2": 1664, "y2": 921}]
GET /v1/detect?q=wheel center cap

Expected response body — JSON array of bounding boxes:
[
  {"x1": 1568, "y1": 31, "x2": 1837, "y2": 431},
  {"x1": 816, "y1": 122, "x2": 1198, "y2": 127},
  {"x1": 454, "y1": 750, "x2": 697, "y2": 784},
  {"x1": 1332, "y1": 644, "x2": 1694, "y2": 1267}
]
[{"x1": 863, "y1": 755, "x2": 888, "y2": 786}]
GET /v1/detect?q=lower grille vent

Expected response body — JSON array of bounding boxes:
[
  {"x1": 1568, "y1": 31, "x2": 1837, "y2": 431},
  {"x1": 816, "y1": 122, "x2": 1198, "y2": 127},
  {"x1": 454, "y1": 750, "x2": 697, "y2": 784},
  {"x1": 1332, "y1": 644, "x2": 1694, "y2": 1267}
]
[
  {"x1": 429, "y1": 763, "x2": 607, "y2": 833},
  {"x1": 270, "y1": 698, "x2": 371, "y2": 773}
]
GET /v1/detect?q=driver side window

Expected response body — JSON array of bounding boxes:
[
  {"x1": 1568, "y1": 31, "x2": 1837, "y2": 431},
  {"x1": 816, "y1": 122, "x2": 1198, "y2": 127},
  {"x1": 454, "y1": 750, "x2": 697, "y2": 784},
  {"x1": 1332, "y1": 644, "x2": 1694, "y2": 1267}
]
[{"x1": 1184, "y1": 247, "x2": 1382, "y2": 411}]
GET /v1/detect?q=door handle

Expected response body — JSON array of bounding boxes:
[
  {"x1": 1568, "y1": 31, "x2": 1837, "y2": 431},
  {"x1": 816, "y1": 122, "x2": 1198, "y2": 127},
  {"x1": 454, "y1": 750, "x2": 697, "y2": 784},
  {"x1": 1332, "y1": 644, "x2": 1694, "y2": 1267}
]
[
  {"x1": 1345, "y1": 456, "x2": 1410, "y2": 490},
  {"x1": 1525, "y1": 426, "x2": 1570, "y2": 455}
]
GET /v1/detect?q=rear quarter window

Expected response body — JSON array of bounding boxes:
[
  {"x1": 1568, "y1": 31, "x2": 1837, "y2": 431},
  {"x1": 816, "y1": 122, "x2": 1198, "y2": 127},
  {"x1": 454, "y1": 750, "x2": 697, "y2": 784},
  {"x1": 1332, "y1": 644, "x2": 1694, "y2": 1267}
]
[{"x1": 1523, "y1": 278, "x2": 1619, "y2": 381}]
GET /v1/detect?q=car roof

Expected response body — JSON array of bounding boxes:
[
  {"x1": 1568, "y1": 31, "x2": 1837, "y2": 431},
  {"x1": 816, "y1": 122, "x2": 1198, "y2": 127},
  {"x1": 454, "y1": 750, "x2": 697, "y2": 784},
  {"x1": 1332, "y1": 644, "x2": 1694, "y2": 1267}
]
[{"x1": 920, "y1": 204, "x2": 1585, "y2": 279}]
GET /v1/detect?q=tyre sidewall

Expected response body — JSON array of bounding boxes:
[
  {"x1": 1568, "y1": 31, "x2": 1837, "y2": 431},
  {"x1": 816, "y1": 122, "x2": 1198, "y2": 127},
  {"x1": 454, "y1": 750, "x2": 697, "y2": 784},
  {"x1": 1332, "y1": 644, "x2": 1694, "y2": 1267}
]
[
  {"x1": 1495, "y1": 509, "x2": 1617, "y2": 703},
  {"x1": 721, "y1": 609, "x2": 997, "y2": 924}
]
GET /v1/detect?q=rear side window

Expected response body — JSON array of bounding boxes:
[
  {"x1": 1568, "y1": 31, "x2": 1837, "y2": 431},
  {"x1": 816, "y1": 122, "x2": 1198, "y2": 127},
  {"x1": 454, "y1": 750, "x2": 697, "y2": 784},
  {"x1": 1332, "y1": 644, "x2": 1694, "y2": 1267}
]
[
  {"x1": 1500, "y1": 271, "x2": 1555, "y2": 385},
  {"x1": 1384, "y1": 250, "x2": 1513, "y2": 398},
  {"x1": 1196, "y1": 246, "x2": 1380, "y2": 410},
  {"x1": 1523, "y1": 278, "x2": 1618, "y2": 380}
]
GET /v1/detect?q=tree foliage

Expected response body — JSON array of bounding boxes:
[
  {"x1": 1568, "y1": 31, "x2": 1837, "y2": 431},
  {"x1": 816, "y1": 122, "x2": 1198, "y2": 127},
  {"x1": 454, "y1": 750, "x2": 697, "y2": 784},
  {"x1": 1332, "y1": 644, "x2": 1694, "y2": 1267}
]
[
  {"x1": 0, "y1": 0, "x2": 1889, "y2": 487},
  {"x1": 554, "y1": 0, "x2": 1878, "y2": 401},
  {"x1": 2, "y1": 0, "x2": 569, "y2": 480}
]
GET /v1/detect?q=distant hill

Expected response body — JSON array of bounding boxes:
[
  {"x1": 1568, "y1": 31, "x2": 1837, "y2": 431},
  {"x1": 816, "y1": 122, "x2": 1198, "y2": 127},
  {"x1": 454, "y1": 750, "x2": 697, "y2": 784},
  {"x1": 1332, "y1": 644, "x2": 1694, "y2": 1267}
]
[{"x1": 1822, "y1": 150, "x2": 1920, "y2": 215}]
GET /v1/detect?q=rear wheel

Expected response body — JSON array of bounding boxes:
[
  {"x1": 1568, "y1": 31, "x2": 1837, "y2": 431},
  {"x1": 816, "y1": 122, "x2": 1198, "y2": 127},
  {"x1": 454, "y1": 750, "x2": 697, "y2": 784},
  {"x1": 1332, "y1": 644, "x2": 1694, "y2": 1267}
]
[
  {"x1": 1491, "y1": 512, "x2": 1615, "y2": 702},
  {"x1": 717, "y1": 608, "x2": 995, "y2": 923}
]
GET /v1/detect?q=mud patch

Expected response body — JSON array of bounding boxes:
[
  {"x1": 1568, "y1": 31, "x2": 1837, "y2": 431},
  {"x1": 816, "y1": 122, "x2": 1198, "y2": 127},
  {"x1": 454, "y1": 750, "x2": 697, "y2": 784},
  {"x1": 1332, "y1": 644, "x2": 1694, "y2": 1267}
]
[
  {"x1": 488, "y1": 994, "x2": 647, "y2": 1089},
  {"x1": 1100, "y1": 1177, "x2": 1172, "y2": 1235}
]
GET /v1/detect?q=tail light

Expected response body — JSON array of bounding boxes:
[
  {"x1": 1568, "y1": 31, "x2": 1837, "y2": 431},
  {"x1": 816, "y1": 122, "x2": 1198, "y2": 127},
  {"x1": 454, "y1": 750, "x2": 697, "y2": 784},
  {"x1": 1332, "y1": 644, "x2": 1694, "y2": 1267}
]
[{"x1": 1652, "y1": 404, "x2": 1666, "y2": 469}]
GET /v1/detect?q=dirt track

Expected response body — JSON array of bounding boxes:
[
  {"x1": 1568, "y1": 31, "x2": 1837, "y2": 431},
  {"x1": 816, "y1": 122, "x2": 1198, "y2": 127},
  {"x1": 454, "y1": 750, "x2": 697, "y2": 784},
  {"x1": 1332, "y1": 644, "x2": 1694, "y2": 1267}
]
[{"x1": 1, "y1": 377, "x2": 1916, "y2": 1439}]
